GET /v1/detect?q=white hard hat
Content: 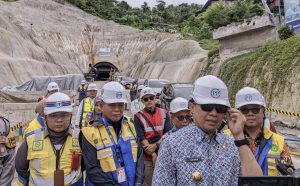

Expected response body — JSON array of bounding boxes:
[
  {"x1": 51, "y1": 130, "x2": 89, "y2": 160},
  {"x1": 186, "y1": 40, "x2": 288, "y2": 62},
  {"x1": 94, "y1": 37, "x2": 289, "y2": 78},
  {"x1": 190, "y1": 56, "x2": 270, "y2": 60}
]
[
  {"x1": 170, "y1": 97, "x2": 189, "y2": 114},
  {"x1": 137, "y1": 85, "x2": 146, "y2": 91},
  {"x1": 101, "y1": 81, "x2": 127, "y2": 104},
  {"x1": 47, "y1": 82, "x2": 59, "y2": 91},
  {"x1": 44, "y1": 92, "x2": 72, "y2": 115},
  {"x1": 191, "y1": 75, "x2": 231, "y2": 107},
  {"x1": 235, "y1": 87, "x2": 266, "y2": 108},
  {"x1": 87, "y1": 83, "x2": 97, "y2": 91},
  {"x1": 140, "y1": 87, "x2": 156, "y2": 99},
  {"x1": 81, "y1": 80, "x2": 86, "y2": 84}
]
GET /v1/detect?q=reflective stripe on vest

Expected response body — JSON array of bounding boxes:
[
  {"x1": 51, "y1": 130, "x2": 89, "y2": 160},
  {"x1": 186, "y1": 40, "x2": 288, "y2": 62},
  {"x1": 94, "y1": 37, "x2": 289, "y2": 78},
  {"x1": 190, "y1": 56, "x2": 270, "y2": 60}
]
[
  {"x1": 82, "y1": 119, "x2": 137, "y2": 186},
  {"x1": 81, "y1": 98, "x2": 94, "y2": 127},
  {"x1": 24, "y1": 115, "x2": 46, "y2": 138},
  {"x1": 26, "y1": 128, "x2": 82, "y2": 186},
  {"x1": 137, "y1": 108, "x2": 166, "y2": 139}
]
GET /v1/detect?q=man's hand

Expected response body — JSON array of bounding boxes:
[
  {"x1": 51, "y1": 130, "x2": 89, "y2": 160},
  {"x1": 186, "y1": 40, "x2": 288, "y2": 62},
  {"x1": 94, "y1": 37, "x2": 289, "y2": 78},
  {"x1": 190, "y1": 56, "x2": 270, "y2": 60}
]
[
  {"x1": 152, "y1": 153, "x2": 158, "y2": 166},
  {"x1": 145, "y1": 144, "x2": 157, "y2": 155},
  {"x1": 226, "y1": 108, "x2": 246, "y2": 140}
]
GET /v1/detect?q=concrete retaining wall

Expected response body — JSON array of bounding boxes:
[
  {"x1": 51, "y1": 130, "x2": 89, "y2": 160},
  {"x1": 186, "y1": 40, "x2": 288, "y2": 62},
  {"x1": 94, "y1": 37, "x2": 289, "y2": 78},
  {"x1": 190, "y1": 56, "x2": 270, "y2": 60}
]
[{"x1": 213, "y1": 15, "x2": 277, "y2": 59}]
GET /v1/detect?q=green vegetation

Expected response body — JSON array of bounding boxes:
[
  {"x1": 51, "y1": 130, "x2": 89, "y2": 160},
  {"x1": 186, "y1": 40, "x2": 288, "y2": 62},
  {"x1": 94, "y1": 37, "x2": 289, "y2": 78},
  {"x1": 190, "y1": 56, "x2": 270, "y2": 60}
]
[
  {"x1": 66, "y1": 0, "x2": 266, "y2": 62},
  {"x1": 67, "y1": 0, "x2": 263, "y2": 41},
  {"x1": 220, "y1": 36, "x2": 300, "y2": 103},
  {"x1": 278, "y1": 25, "x2": 295, "y2": 40}
]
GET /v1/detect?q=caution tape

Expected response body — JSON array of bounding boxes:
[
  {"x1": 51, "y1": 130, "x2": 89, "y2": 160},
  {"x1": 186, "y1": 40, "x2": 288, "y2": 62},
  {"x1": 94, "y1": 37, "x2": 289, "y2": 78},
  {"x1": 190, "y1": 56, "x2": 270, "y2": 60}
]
[
  {"x1": 10, "y1": 122, "x2": 28, "y2": 132},
  {"x1": 266, "y1": 107, "x2": 300, "y2": 117}
]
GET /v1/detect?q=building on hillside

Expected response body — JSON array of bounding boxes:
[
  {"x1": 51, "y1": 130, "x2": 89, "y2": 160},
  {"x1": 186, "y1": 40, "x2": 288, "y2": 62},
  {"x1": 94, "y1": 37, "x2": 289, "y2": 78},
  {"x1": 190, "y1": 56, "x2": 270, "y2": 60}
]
[{"x1": 213, "y1": 15, "x2": 277, "y2": 59}]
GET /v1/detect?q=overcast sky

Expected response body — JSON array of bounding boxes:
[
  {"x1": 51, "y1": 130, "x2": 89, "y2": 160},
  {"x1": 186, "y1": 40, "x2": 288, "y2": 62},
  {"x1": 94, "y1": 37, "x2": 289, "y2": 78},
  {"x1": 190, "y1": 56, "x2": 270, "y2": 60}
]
[{"x1": 123, "y1": 0, "x2": 208, "y2": 8}]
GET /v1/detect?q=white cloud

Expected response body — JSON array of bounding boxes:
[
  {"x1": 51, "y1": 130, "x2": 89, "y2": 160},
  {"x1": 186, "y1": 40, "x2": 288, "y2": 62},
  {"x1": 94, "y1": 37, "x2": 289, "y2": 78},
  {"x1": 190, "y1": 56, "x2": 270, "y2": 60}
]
[{"x1": 123, "y1": 0, "x2": 208, "y2": 8}]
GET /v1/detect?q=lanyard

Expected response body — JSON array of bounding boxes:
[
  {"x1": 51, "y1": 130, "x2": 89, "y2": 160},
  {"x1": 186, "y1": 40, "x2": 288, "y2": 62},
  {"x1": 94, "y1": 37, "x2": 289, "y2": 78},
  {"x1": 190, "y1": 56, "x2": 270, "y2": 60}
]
[
  {"x1": 49, "y1": 136, "x2": 68, "y2": 170},
  {"x1": 102, "y1": 117, "x2": 124, "y2": 167}
]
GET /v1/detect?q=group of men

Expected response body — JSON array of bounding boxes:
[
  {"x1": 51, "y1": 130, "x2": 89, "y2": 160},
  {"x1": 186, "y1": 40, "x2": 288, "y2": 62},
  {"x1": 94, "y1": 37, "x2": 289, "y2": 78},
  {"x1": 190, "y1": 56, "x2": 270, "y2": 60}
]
[{"x1": 0, "y1": 75, "x2": 296, "y2": 186}]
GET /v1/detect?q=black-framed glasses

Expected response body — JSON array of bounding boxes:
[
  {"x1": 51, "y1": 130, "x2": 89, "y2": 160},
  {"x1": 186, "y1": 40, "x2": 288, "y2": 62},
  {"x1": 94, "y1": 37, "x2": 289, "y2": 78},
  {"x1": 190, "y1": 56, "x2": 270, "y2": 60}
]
[
  {"x1": 200, "y1": 104, "x2": 229, "y2": 114},
  {"x1": 143, "y1": 96, "x2": 155, "y2": 102},
  {"x1": 239, "y1": 107, "x2": 261, "y2": 114},
  {"x1": 176, "y1": 115, "x2": 191, "y2": 121}
]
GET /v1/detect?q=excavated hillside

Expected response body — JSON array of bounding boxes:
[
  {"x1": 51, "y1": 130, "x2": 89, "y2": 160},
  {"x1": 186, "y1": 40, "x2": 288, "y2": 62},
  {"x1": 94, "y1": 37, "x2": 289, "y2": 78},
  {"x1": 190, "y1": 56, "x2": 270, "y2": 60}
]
[{"x1": 0, "y1": 0, "x2": 213, "y2": 88}]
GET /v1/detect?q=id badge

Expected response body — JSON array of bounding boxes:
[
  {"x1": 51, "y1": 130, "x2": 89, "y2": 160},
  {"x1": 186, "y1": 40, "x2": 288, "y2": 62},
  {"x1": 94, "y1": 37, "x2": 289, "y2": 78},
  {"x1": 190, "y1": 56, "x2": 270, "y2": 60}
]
[
  {"x1": 116, "y1": 167, "x2": 126, "y2": 183},
  {"x1": 54, "y1": 169, "x2": 64, "y2": 186}
]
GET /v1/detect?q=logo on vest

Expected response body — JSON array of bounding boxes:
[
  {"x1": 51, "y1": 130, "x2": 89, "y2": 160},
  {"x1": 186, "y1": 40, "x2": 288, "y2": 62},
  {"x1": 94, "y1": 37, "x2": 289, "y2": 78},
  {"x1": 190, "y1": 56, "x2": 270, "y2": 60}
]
[
  {"x1": 211, "y1": 88, "x2": 221, "y2": 98},
  {"x1": 245, "y1": 94, "x2": 252, "y2": 102},
  {"x1": 72, "y1": 138, "x2": 79, "y2": 147},
  {"x1": 33, "y1": 140, "x2": 43, "y2": 151},
  {"x1": 94, "y1": 139, "x2": 98, "y2": 144},
  {"x1": 271, "y1": 144, "x2": 279, "y2": 152},
  {"x1": 116, "y1": 92, "x2": 122, "y2": 99}
]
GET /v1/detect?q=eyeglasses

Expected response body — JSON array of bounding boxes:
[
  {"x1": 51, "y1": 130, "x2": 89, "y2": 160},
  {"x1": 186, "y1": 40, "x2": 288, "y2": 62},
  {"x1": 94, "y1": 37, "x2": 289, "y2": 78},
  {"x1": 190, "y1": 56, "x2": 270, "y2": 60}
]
[
  {"x1": 176, "y1": 115, "x2": 191, "y2": 121},
  {"x1": 239, "y1": 107, "x2": 261, "y2": 114},
  {"x1": 200, "y1": 104, "x2": 229, "y2": 114},
  {"x1": 143, "y1": 96, "x2": 155, "y2": 102}
]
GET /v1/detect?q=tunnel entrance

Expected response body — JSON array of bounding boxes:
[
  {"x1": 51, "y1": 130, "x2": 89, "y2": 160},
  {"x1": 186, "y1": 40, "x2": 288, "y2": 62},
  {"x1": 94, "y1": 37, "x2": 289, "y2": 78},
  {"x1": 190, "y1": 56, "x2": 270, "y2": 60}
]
[{"x1": 94, "y1": 62, "x2": 119, "y2": 81}]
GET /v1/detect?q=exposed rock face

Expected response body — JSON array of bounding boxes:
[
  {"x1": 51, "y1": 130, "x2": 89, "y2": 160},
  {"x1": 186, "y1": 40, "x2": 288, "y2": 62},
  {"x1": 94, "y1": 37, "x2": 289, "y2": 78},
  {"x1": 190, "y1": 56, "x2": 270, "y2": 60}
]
[
  {"x1": 1, "y1": 0, "x2": 206, "y2": 87},
  {"x1": 130, "y1": 40, "x2": 210, "y2": 83}
]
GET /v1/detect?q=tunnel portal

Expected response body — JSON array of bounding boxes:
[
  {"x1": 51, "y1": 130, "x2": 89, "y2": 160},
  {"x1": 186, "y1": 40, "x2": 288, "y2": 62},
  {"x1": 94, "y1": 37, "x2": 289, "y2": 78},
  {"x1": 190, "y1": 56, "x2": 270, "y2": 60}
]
[{"x1": 94, "y1": 62, "x2": 119, "y2": 81}]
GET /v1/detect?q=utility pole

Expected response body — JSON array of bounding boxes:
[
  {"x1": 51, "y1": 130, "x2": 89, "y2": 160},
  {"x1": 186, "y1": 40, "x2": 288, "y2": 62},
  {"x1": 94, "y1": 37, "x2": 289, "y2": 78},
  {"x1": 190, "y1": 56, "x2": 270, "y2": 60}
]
[{"x1": 261, "y1": 0, "x2": 279, "y2": 40}]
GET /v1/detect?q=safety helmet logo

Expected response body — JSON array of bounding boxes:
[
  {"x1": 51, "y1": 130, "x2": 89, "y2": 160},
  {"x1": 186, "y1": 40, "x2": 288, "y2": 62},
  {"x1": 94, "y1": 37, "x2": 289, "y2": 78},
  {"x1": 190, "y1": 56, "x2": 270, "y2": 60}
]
[
  {"x1": 211, "y1": 89, "x2": 221, "y2": 98},
  {"x1": 180, "y1": 102, "x2": 187, "y2": 108},
  {"x1": 55, "y1": 102, "x2": 63, "y2": 108},
  {"x1": 245, "y1": 94, "x2": 252, "y2": 102},
  {"x1": 116, "y1": 92, "x2": 122, "y2": 99}
]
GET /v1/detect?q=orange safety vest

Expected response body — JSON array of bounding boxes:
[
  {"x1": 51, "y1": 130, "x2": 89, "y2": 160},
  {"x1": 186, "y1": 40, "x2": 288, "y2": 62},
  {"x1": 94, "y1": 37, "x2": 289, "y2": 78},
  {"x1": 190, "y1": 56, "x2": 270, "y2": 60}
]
[{"x1": 135, "y1": 107, "x2": 167, "y2": 160}]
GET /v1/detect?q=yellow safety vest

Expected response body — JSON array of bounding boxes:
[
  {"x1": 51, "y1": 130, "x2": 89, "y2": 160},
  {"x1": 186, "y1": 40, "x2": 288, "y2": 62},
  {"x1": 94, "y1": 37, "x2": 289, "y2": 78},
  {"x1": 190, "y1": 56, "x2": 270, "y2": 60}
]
[
  {"x1": 129, "y1": 84, "x2": 137, "y2": 91},
  {"x1": 223, "y1": 128, "x2": 284, "y2": 176},
  {"x1": 82, "y1": 118, "x2": 138, "y2": 173},
  {"x1": 23, "y1": 116, "x2": 45, "y2": 138},
  {"x1": 21, "y1": 128, "x2": 82, "y2": 186},
  {"x1": 80, "y1": 97, "x2": 94, "y2": 128}
]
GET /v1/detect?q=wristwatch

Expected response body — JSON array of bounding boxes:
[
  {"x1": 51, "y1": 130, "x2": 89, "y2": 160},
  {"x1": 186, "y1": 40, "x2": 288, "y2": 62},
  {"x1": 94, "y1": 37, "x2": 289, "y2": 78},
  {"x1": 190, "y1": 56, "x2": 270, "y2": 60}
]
[{"x1": 234, "y1": 137, "x2": 249, "y2": 147}]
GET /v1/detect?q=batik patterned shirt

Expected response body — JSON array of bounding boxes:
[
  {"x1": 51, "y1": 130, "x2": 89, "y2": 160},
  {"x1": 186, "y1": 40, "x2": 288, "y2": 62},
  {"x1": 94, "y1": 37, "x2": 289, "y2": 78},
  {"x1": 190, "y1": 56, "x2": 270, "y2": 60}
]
[{"x1": 153, "y1": 123, "x2": 241, "y2": 186}]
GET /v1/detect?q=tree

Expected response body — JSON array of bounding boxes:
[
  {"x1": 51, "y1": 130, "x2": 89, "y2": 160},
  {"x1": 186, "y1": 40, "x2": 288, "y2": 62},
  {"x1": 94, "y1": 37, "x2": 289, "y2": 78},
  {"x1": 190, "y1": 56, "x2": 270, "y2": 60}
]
[
  {"x1": 118, "y1": 1, "x2": 131, "y2": 11},
  {"x1": 202, "y1": 2, "x2": 231, "y2": 29},
  {"x1": 156, "y1": 0, "x2": 166, "y2": 12},
  {"x1": 141, "y1": 2, "x2": 150, "y2": 12}
]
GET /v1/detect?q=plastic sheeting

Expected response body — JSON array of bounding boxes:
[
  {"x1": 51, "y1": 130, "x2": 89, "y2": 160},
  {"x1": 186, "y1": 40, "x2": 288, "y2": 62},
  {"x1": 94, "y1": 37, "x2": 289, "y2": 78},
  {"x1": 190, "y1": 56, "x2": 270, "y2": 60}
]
[{"x1": 1, "y1": 74, "x2": 84, "y2": 91}]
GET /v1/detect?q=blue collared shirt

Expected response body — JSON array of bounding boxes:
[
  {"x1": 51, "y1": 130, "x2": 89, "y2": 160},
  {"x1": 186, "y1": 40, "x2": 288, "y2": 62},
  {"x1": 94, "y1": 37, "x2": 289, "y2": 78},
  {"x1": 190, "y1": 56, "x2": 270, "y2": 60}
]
[
  {"x1": 153, "y1": 123, "x2": 241, "y2": 186},
  {"x1": 161, "y1": 127, "x2": 177, "y2": 141}
]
